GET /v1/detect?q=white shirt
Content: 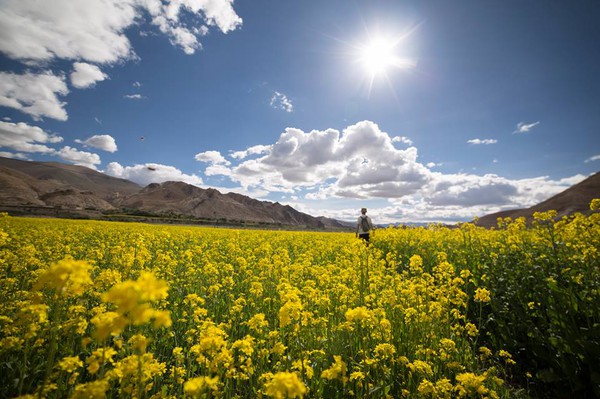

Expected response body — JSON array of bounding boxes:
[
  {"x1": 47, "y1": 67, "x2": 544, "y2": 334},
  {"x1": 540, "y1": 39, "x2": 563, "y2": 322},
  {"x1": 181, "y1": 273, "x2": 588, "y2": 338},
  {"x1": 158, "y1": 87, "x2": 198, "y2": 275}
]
[{"x1": 356, "y1": 215, "x2": 373, "y2": 234}]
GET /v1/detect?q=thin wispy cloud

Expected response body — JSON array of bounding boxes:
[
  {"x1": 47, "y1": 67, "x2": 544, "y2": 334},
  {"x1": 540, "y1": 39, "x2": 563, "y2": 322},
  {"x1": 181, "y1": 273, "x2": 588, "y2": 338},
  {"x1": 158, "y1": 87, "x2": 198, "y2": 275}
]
[
  {"x1": 584, "y1": 154, "x2": 600, "y2": 163},
  {"x1": 467, "y1": 138, "x2": 498, "y2": 145},
  {"x1": 124, "y1": 94, "x2": 144, "y2": 100},
  {"x1": 270, "y1": 91, "x2": 293, "y2": 112},
  {"x1": 392, "y1": 136, "x2": 413, "y2": 145},
  {"x1": 513, "y1": 121, "x2": 540, "y2": 134}
]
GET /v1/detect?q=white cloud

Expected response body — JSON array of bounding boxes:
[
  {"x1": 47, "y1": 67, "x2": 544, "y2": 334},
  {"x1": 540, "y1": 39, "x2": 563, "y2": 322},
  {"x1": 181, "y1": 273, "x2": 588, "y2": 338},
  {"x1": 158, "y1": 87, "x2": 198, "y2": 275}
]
[
  {"x1": 195, "y1": 150, "x2": 230, "y2": 165},
  {"x1": 55, "y1": 146, "x2": 101, "y2": 170},
  {"x1": 584, "y1": 154, "x2": 600, "y2": 163},
  {"x1": 105, "y1": 162, "x2": 203, "y2": 186},
  {"x1": 124, "y1": 94, "x2": 144, "y2": 100},
  {"x1": 0, "y1": 120, "x2": 63, "y2": 153},
  {"x1": 0, "y1": 151, "x2": 29, "y2": 160},
  {"x1": 198, "y1": 120, "x2": 429, "y2": 196},
  {"x1": 70, "y1": 62, "x2": 108, "y2": 89},
  {"x1": 195, "y1": 120, "x2": 587, "y2": 223},
  {"x1": 153, "y1": 0, "x2": 242, "y2": 54},
  {"x1": 0, "y1": 0, "x2": 136, "y2": 64},
  {"x1": 270, "y1": 91, "x2": 294, "y2": 112},
  {"x1": 392, "y1": 135, "x2": 413, "y2": 145},
  {"x1": 467, "y1": 138, "x2": 497, "y2": 145},
  {"x1": 230, "y1": 145, "x2": 270, "y2": 160},
  {"x1": 0, "y1": 121, "x2": 108, "y2": 169},
  {"x1": 0, "y1": 0, "x2": 242, "y2": 65},
  {"x1": 0, "y1": 71, "x2": 68, "y2": 120},
  {"x1": 513, "y1": 121, "x2": 540, "y2": 134},
  {"x1": 75, "y1": 134, "x2": 118, "y2": 152},
  {"x1": 0, "y1": 0, "x2": 242, "y2": 119}
]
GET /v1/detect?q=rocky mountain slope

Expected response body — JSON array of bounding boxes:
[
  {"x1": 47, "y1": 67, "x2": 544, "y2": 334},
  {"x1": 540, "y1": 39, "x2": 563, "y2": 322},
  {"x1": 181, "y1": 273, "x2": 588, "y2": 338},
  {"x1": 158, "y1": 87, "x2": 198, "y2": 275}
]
[{"x1": 0, "y1": 157, "x2": 346, "y2": 229}]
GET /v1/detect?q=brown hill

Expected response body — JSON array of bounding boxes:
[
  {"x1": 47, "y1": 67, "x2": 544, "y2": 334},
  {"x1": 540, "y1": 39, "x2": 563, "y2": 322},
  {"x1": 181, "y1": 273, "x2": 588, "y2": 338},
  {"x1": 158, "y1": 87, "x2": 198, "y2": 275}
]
[
  {"x1": 0, "y1": 157, "x2": 141, "y2": 201},
  {"x1": 475, "y1": 171, "x2": 600, "y2": 228},
  {"x1": 115, "y1": 181, "x2": 331, "y2": 228},
  {"x1": 0, "y1": 157, "x2": 347, "y2": 229}
]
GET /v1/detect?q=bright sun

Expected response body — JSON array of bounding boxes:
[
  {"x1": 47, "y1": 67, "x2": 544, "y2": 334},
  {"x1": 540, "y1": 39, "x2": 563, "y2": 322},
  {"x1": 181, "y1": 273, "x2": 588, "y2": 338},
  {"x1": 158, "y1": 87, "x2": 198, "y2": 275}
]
[
  {"x1": 357, "y1": 35, "x2": 414, "y2": 78},
  {"x1": 359, "y1": 37, "x2": 397, "y2": 76},
  {"x1": 354, "y1": 31, "x2": 417, "y2": 86}
]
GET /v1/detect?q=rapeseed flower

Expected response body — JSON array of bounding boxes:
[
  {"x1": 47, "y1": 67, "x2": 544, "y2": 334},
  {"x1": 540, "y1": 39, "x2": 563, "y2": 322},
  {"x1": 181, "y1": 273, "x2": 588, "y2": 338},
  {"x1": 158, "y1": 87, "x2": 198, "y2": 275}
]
[
  {"x1": 474, "y1": 287, "x2": 491, "y2": 303},
  {"x1": 408, "y1": 360, "x2": 433, "y2": 376},
  {"x1": 455, "y1": 372, "x2": 488, "y2": 397},
  {"x1": 184, "y1": 375, "x2": 219, "y2": 397},
  {"x1": 34, "y1": 258, "x2": 92, "y2": 297},
  {"x1": 71, "y1": 379, "x2": 110, "y2": 399},
  {"x1": 246, "y1": 313, "x2": 269, "y2": 333},
  {"x1": 57, "y1": 356, "x2": 82, "y2": 373},
  {"x1": 263, "y1": 371, "x2": 306, "y2": 399},
  {"x1": 321, "y1": 355, "x2": 348, "y2": 384}
]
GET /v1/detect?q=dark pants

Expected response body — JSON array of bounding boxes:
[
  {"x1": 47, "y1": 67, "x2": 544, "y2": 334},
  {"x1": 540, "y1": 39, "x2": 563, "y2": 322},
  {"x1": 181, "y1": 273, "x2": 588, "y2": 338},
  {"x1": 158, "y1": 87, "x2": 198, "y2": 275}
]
[{"x1": 358, "y1": 233, "x2": 370, "y2": 243}]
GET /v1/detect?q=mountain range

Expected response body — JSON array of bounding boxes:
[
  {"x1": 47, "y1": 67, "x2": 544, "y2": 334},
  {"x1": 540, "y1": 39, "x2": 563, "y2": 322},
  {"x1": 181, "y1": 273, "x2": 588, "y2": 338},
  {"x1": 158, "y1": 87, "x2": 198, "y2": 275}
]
[
  {"x1": 0, "y1": 157, "x2": 347, "y2": 229},
  {"x1": 0, "y1": 157, "x2": 597, "y2": 228}
]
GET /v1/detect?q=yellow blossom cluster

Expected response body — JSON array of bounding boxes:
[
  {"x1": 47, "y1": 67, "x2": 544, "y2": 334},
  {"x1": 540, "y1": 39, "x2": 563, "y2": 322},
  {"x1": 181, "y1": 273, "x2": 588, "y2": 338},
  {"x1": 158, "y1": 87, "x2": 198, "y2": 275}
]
[{"x1": 1, "y1": 203, "x2": 598, "y2": 398}]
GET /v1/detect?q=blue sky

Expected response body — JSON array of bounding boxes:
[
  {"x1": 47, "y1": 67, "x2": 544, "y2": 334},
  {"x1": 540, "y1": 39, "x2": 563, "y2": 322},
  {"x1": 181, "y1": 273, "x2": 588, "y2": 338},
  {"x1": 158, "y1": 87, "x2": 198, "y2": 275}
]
[{"x1": 1, "y1": 0, "x2": 599, "y2": 223}]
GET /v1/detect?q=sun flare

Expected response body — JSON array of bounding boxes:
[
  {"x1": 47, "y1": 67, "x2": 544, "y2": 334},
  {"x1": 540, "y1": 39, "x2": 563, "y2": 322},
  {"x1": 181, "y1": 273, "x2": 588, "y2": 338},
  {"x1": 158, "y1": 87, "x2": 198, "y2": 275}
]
[{"x1": 357, "y1": 35, "x2": 414, "y2": 78}]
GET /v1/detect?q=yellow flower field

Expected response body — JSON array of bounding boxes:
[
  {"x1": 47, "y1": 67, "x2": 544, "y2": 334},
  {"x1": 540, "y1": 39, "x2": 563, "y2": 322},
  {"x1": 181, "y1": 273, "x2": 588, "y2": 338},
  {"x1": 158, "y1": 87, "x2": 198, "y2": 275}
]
[{"x1": 0, "y1": 204, "x2": 598, "y2": 398}]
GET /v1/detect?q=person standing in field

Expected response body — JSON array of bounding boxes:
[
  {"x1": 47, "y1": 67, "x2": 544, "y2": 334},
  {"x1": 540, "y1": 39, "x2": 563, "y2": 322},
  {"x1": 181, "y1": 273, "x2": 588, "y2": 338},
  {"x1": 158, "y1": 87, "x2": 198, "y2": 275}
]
[{"x1": 356, "y1": 207, "x2": 374, "y2": 243}]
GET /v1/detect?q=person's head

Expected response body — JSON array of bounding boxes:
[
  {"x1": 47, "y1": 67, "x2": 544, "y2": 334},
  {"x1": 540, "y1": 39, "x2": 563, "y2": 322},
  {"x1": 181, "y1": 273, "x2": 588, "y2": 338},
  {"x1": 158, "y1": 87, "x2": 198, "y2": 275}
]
[{"x1": 361, "y1": 207, "x2": 367, "y2": 214}]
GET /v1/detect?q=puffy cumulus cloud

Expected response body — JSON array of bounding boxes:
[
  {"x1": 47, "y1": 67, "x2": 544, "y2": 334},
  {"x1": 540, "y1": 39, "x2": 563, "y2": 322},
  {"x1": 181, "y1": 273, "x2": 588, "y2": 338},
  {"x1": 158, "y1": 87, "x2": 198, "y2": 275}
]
[
  {"x1": 425, "y1": 174, "x2": 520, "y2": 207},
  {"x1": 154, "y1": 0, "x2": 242, "y2": 54},
  {"x1": 0, "y1": 0, "x2": 241, "y2": 119},
  {"x1": 422, "y1": 173, "x2": 586, "y2": 209},
  {"x1": 197, "y1": 120, "x2": 429, "y2": 197},
  {"x1": 0, "y1": 0, "x2": 136, "y2": 64},
  {"x1": 0, "y1": 120, "x2": 63, "y2": 153},
  {"x1": 105, "y1": 162, "x2": 203, "y2": 187},
  {"x1": 195, "y1": 150, "x2": 230, "y2": 165},
  {"x1": 0, "y1": 0, "x2": 241, "y2": 64},
  {"x1": 75, "y1": 134, "x2": 117, "y2": 152},
  {"x1": 55, "y1": 146, "x2": 101, "y2": 170},
  {"x1": 467, "y1": 138, "x2": 497, "y2": 145},
  {"x1": 195, "y1": 120, "x2": 588, "y2": 224},
  {"x1": 0, "y1": 71, "x2": 68, "y2": 121},
  {"x1": 270, "y1": 91, "x2": 293, "y2": 112},
  {"x1": 230, "y1": 145, "x2": 270, "y2": 160},
  {"x1": 0, "y1": 120, "x2": 107, "y2": 169},
  {"x1": 377, "y1": 173, "x2": 588, "y2": 223},
  {"x1": 70, "y1": 62, "x2": 108, "y2": 89},
  {"x1": 513, "y1": 121, "x2": 540, "y2": 134}
]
